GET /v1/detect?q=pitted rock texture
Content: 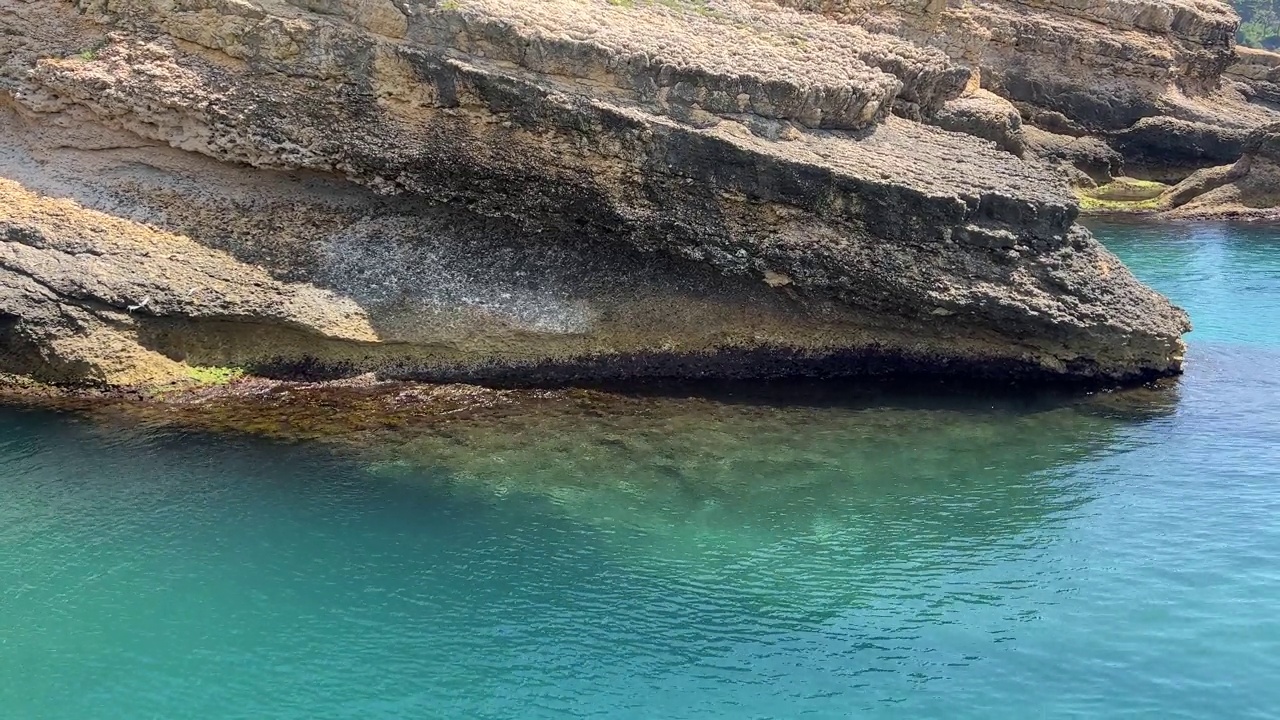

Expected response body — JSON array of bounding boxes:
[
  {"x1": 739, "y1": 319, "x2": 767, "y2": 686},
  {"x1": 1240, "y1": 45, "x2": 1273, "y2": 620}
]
[
  {"x1": 416, "y1": 0, "x2": 969, "y2": 127},
  {"x1": 779, "y1": 0, "x2": 1247, "y2": 128},
  {"x1": 778, "y1": 0, "x2": 1280, "y2": 192},
  {"x1": 1159, "y1": 121, "x2": 1280, "y2": 218},
  {"x1": 0, "y1": 0, "x2": 1191, "y2": 388},
  {"x1": 1228, "y1": 47, "x2": 1280, "y2": 106},
  {"x1": 932, "y1": 89, "x2": 1026, "y2": 155},
  {"x1": 1108, "y1": 116, "x2": 1250, "y2": 182},
  {"x1": 1024, "y1": 126, "x2": 1125, "y2": 185}
]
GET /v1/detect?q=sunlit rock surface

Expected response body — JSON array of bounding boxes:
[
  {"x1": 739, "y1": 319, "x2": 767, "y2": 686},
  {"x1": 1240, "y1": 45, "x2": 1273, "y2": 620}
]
[{"x1": 0, "y1": 0, "x2": 1198, "y2": 388}]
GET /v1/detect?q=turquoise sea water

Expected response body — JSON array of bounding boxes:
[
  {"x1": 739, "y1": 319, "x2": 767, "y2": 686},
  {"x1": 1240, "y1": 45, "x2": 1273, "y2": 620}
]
[{"x1": 2, "y1": 221, "x2": 1280, "y2": 719}]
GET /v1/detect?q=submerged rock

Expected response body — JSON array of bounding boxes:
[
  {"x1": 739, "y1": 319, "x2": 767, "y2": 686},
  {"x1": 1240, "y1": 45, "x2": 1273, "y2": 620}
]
[{"x1": 0, "y1": 0, "x2": 1194, "y2": 389}]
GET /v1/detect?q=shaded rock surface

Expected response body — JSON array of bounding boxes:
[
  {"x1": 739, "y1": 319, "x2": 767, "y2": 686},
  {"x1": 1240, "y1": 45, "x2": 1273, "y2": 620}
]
[
  {"x1": 0, "y1": 0, "x2": 1194, "y2": 388},
  {"x1": 1108, "y1": 116, "x2": 1250, "y2": 182},
  {"x1": 1159, "y1": 121, "x2": 1280, "y2": 218},
  {"x1": 1023, "y1": 126, "x2": 1125, "y2": 185},
  {"x1": 779, "y1": 0, "x2": 1280, "y2": 196},
  {"x1": 1228, "y1": 46, "x2": 1280, "y2": 106}
]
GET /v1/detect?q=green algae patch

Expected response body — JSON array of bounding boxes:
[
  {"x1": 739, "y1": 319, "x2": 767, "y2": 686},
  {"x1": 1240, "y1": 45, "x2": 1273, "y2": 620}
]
[
  {"x1": 185, "y1": 365, "x2": 246, "y2": 386},
  {"x1": 1078, "y1": 194, "x2": 1162, "y2": 212},
  {"x1": 1077, "y1": 178, "x2": 1169, "y2": 213},
  {"x1": 139, "y1": 365, "x2": 248, "y2": 400}
]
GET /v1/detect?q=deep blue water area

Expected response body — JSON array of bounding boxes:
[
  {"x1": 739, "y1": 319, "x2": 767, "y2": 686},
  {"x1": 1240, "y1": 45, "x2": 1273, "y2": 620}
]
[{"x1": 2, "y1": 221, "x2": 1279, "y2": 719}]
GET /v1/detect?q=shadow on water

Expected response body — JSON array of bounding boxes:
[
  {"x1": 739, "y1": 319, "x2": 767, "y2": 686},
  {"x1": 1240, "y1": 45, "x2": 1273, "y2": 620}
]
[
  {"x1": 2, "y1": 372, "x2": 1180, "y2": 569},
  {"x1": 0, "y1": 367, "x2": 1186, "y2": 716},
  {"x1": 0, "y1": 320, "x2": 1188, "y2": 626},
  {"x1": 338, "y1": 378, "x2": 1180, "y2": 616},
  {"x1": 6, "y1": 218, "x2": 1280, "y2": 719},
  {"x1": 3, "y1": 371, "x2": 1184, "y2": 546}
]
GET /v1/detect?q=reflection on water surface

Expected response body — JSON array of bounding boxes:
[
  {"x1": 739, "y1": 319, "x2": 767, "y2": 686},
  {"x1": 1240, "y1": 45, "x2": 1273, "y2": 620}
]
[{"x1": 2, "y1": 220, "x2": 1279, "y2": 719}]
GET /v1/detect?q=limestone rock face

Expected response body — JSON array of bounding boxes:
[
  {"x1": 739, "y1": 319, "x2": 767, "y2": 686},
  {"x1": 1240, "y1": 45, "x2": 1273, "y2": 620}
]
[
  {"x1": 1161, "y1": 122, "x2": 1280, "y2": 218},
  {"x1": 779, "y1": 0, "x2": 1279, "y2": 186},
  {"x1": 1228, "y1": 47, "x2": 1280, "y2": 107},
  {"x1": 778, "y1": 0, "x2": 1244, "y2": 128},
  {"x1": 1109, "y1": 116, "x2": 1250, "y2": 182},
  {"x1": 932, "y1": 89, "x2": 1026, "y2": 155},
  {"x1": 0, "y1": 0, "x2": 1191, "y2": 387}
]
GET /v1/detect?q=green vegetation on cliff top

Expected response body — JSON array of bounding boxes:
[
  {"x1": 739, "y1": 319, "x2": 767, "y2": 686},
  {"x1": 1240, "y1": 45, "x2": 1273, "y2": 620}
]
[{"x1": 1234, "y1": 0, "x2": 1280, "y2": 50}]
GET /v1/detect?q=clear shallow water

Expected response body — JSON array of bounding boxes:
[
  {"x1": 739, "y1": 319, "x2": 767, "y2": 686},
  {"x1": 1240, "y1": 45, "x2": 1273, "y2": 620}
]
[{"x1": 2, "y1": 222, "x2": 1280, "y2": 719}]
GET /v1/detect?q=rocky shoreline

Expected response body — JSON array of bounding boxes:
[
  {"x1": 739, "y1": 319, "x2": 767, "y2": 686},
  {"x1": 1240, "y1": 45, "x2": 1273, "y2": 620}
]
[
  {"x1": 1, "y1": 0, "x2": 1276, "y2": 393},
  {"x1": 1073, "y1": 121, "x2": 1280, "y2": 218},
  {"x1": 0, "y1": 366, "x2": 1183, "y2": 452}
]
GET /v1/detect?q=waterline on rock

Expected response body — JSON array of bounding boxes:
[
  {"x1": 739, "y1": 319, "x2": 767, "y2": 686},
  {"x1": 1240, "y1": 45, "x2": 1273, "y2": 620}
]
[{"x1": 1, "y1": 221, "x2": 1279, "y2": 719}]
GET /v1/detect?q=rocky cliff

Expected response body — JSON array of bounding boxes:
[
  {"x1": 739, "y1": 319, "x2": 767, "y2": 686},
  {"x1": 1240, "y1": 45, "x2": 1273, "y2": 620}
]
[
  {"x1": 783, "y1": 0, "x2": 1241, "y2": 125},
  {"x1": 1159, "y1": 121, "x2": 1280, "y2": 216},
  {"x1": 786, "y1": 0, "x2": 1279, "y2": 182},
  {"x1": 0, "y1": 0, "x2": 1198, "y2": 389},
  {"x1": 1229, "y1": 46, "x2": 1280, "y2": 105}
]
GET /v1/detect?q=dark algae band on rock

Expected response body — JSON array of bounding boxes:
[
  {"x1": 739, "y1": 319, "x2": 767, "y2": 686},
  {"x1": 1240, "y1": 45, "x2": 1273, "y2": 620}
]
[{"x1": 0, "y1": 0, "x2": 1214, "y2": 391}]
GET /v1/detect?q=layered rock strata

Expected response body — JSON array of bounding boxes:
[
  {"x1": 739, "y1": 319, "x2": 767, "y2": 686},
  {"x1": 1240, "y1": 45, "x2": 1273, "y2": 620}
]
[
  {"x1": 1160, "y1": 122, "x2": 1280, "y2": 217},
  {"x1": 780, "y1": 0, "x2": 1280, "y2": 188},
  {"x1": 1228, "y1": 46, "x2": 1280, "y2": 107},
  {"x1": 0, "y1": 0, "x2": 1190, "y2": 388},
  {"x1": 778, "y1": 0, "x2": 1245, "y2": 125}
]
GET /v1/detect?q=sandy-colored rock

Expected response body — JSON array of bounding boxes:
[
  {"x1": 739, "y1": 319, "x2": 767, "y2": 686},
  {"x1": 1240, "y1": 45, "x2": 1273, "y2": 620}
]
[
  {"x1": 0, "y1": 167, "x2": 380, "y2": 384},
  {"x1": 1161, "y1": 122, "x2": 1280, "y2": 219},
  {"x1": 1227, "y1": 47, "x2": 1280, "y2": 106},
  {"x1": 0, "y1": 0, "x2": 1194, "y2": 388},
  {"x1": 779, "y1": 0, "x2": 1244, "y2": 128},
  {"x1": 1159, "y1": 163, "x2": 1246, "y2": 209},
  {"x1": 781, "y1": 0, "x2": 1280, "y2": 191},
  {"x1": 932, "y1": 88, "x2": 1025, "y2": 155}
]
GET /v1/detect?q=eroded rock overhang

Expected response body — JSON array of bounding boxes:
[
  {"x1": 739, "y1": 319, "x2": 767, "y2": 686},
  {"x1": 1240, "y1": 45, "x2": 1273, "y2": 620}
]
[{"x1": 0, "y1": 0, "x2": 1190, "y2": 386}]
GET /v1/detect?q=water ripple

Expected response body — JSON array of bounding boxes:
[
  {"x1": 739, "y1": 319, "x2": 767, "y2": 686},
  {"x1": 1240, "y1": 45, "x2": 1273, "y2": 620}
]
[{"x1": 2, "y1": 221, "x2": 1280, "y2": 718}]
